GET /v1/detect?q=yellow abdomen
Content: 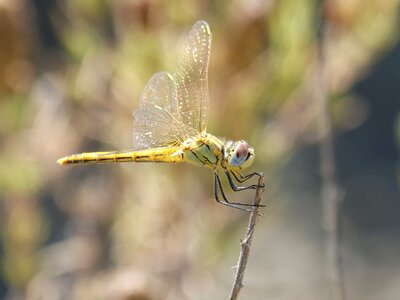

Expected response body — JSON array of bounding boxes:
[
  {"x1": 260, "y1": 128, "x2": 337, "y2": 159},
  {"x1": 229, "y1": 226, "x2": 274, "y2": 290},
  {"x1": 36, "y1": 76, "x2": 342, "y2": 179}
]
[{"x1": 57, "y1": 147, "x2": 184, "y2": 165}]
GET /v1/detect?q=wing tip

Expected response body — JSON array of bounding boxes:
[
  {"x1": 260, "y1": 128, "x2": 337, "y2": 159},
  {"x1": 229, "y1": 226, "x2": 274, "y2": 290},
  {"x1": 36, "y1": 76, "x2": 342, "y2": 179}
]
[{"x1": 195, "y1": 20, "x2": 211, "y2": 34}]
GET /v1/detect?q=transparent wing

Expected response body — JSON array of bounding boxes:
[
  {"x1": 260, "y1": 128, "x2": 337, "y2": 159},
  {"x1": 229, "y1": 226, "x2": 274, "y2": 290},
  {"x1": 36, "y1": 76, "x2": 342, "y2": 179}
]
[
  {"x1": 132, "y1": 72, "x2": 197, "y2": 150},
  {"x1": 174, "y1": 20, "x2": 212, "y2": 133}
]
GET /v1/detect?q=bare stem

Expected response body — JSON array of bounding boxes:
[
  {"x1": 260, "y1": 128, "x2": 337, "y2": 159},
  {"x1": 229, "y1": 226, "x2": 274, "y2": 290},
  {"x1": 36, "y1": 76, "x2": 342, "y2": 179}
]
[
  {"x1": 229, "y1": 173, "x2": 265, "y2": 300},
  {"x1": 315, "y1": 10, "x2": 346, "y2": 300}
]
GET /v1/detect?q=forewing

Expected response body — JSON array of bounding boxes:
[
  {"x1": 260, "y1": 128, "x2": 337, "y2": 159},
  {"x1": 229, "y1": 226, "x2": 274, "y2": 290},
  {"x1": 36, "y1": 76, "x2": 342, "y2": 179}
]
[
  {"x1": 174, "y1": 20, "x2": 212, "y2": 133},
  {"x1": 132, "y1": 72, "x2": 196, "y2": 150}
]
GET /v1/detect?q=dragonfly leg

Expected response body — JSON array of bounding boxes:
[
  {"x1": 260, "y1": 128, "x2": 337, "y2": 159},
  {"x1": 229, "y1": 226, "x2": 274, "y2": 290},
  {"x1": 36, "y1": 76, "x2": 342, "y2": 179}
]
[
  {"x1": 214, "y1": 173, "x2": 264, "y2": 210},
  {"x1": 226, "y1": 171, "x2": 258, "y2": 191},
  {"x1": 230, "y1": 170, "x2": 264, "y2": 184},
  {"x1": 214, "y1": 173, "x2": 252, "y2": 212},
  {"x1": 227, "y1": 171, "x2": 266, "y2": 191}
]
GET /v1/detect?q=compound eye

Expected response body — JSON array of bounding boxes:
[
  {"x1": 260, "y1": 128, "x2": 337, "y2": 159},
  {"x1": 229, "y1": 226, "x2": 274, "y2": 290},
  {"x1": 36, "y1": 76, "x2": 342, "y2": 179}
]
[
  {"x1": 236, "y1": 141, "x2": 249, "y2": 158},
  {"x1": 229, "y1": 141, "x2": 249, "y2": 166}
]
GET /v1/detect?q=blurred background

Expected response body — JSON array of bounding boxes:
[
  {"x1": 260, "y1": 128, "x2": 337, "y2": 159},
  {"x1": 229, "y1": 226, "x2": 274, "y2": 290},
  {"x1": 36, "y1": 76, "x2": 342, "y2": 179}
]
[{"x1": 0, "y1": 0, "x2": 399, "y2": 299}]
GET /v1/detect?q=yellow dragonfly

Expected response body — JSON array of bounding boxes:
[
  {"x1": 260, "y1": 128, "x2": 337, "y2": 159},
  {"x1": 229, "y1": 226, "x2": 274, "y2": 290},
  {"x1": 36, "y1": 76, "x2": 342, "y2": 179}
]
[{"x1": 58, "y1": 21, "x2": 264, "y2": 211}]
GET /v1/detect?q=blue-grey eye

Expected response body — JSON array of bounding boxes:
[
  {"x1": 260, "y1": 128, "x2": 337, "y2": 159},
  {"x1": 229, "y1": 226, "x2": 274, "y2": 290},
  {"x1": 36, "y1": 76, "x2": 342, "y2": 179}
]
[{"x1": 229, "y1": 141, "x2": 249, "y2": 166}]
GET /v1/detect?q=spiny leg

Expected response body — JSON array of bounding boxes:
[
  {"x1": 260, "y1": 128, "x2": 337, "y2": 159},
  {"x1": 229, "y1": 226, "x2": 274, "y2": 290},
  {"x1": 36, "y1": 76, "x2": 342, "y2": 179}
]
[
  {"x1": 214, "y1": 173, "x2": 263, "y2": 210},
  {"x1": 230, "y1": 170, "x2": 265, "y2": 190},
  {"x1": 230, "y1": 170, "x2": 263, "y2": 183},
  {"x1": 225, "y1": 171, "x2": 260, "y2": 191},
  {"x1": 214, "y1": 173, "x2": 251, "y2": 212}
]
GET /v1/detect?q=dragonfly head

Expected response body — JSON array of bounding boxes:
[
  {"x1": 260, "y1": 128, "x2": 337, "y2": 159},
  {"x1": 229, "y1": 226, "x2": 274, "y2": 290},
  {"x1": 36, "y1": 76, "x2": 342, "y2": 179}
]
[{"x1": 225, "y1": 140, "x2": 255, "y2": 170}]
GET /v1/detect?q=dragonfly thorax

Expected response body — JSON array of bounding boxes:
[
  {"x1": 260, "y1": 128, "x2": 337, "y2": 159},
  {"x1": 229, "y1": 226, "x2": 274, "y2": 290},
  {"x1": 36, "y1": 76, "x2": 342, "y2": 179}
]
[
  {"x1": 181, "y1": 133, "x2": 224, "y2": 169},
  {"x1": 224, "y1": 140, "x2": 255, "y2": 170}
]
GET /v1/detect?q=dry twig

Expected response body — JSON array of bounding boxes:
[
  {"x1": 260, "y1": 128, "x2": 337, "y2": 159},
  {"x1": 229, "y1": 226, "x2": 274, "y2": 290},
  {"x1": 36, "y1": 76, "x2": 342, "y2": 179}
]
[
  {"x1": 229, "y1": 173, "x2": 265, "y2": 300},
  {"x1": 315, "y1": 6, "x2": 346, "y2": 300}
]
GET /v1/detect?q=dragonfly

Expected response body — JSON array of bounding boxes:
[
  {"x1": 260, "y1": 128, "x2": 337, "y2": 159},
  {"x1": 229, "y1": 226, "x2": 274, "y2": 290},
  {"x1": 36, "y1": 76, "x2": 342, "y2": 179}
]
[{"x1": 58, "y1": 21, "x2": 264, "y2": 211}]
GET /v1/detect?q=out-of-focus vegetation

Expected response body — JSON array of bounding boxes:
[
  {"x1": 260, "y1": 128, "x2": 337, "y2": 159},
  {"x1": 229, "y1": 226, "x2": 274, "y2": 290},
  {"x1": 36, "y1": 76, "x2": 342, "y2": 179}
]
[{"x1": 0, "y1": 0, "x2": 399, "y2": 299}]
